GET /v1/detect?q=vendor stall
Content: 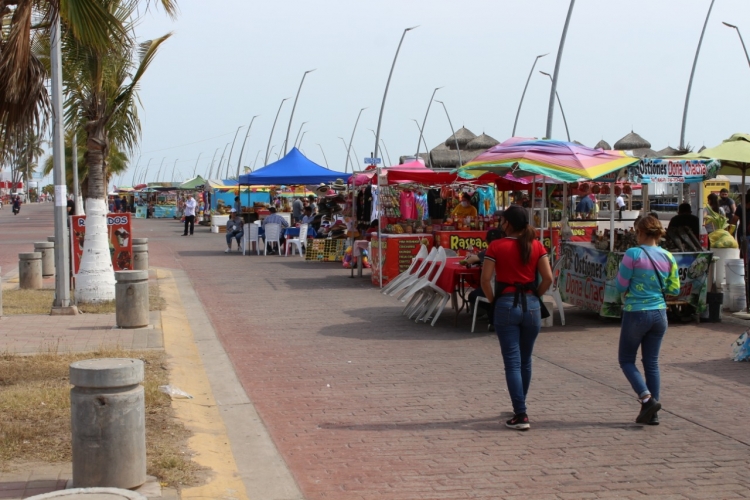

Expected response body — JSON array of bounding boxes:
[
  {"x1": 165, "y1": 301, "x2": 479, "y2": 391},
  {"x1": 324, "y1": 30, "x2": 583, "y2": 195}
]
[{"x1": 370, "y1": 234, "x2": 434, "y2": 286}]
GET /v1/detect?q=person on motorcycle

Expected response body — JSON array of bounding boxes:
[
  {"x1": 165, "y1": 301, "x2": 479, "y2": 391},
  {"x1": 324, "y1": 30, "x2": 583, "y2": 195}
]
[{"x1": 12, "y1": 196, "x2": 21, "y2": 215}]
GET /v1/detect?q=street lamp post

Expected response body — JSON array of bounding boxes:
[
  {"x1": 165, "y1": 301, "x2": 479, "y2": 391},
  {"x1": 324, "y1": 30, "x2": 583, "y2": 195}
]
[
  {"x1": 171, "y1": 159, "x2": 179, "y2": 182},
  {"x1": 206, "y1": 147, "x2": 219, "y2": 179},
  {"x1": 293, "y1": 121, "x2": 308, "y2": 149},
  {"x1": 723, "y1": 22, "x2": 750, "y2": 67},
  {"x1": 226, "y1": 126, "x2": 243, "y2": 178},
  {"x1": 192, "y1": 153, "x2": 201, "y2": 177},
  {"x1": 680, "y1": 0, "x2": 716, "y2": 149},
  {"x1": 156, "y1": 157, "x2": 166, "y2": 182},
  {"x1": 373, "y1": 26, "x2": 418, "y2": 163},
  {"x1": 513, "y1": 53, "x2": 548, "y2": 136},
  {"x1": 338, "y1": 137, "x2": 355, "y2": 172},
  {"x1": 217, "y1": 142, "x2": 230, "y2": 179},
  {"x1": 540, "y1": 71, "x2": 571, "y2": 142},
  {"x1": 346, "y1": 108, "x2": 367, "y2": 173},
  {"x1": 369, "y1": 129, "x2": 393, "y2": 166},
  {"x1": 284, "y1": 69, "x2": 316, "y2": 155},
  {"x1": 411, "y1": 119, "x2": 431, "y2": 166},
  {"x1": 434, "y1": 100, "x2": 462, "y2": 167},
  {"x1": 265, "y1": 97, "x2": 290, "y2": 165},
  {"x1": 297, "y1": 131, "x2": 308, "y2": 149},
  {"x1": 546, "y1": 0, "x2": 576, "y2": 140},
  {"x1": 252, "y1": 150, "x2": 262, "y2": 171},
  {"x1": 236, "y1": 115, "x2": 259, "y2": 178},
  {"x1": 317, "y1": 144, "x2": 330, "y2": 168},
  {"x1": 415, "y1": 87, "x2": 441, "y2": 160}
]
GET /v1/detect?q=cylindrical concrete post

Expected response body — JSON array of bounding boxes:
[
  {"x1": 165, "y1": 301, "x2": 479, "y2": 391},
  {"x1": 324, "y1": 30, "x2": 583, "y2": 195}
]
[
  {"x1": 132, "y1": 245, "x2": 148, "y2": 271},
  {"x1": 115, "y1": 270, "x2": 149, "y2": 328},
  {"x1": 70, "y1": 358, "x2": 146, "y2": 489},
  {"x1": 47, "y1": 236, "x2": 56, "y2": 243},
  {"x1": 132, "y1": 238, "x2": 148, "y2": 246},
  {"x1": 34, "y1": 241, "x2": 55, "y2": 277},
  {"x1": 19, "y1": 252, "x2": 43, "y2": 290}
]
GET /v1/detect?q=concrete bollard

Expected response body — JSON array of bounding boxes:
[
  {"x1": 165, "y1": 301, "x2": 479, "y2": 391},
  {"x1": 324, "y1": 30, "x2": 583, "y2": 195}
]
[
  {"x1": 70, "y1": 358, "x2": 146, "y2": 489},
  {"x1": 132, "y1": 238, "x2": 148, "y2": 271},
  {"x1": 47, "y1": 235, "x2": 56, "y2": 243},
  {"x1": 115, "y1": 270, "x2": 149, "y2": 328},
  {"x1": 34, "y1": 241, "x2": 55, "y2": 277},
  {"x1": 19, "y1": 252, "x2": 43, "y2": 290}
]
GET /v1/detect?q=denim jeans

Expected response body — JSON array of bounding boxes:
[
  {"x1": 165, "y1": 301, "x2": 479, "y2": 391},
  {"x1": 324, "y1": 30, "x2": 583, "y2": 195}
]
[
  {"x1": 226, "y1": 230, "x2": 243, "y2": 247},
  {"x1": 618, "y1": 309, "x2": 667, "y2": 401},
  {"x1": 494, "y1": 294, "x2": 541, "y2": 415}
]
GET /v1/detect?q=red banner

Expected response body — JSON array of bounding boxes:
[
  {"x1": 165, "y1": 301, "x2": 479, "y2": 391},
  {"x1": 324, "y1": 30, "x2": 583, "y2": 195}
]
[
  {"x1": 434, "y1": 230, "x2": 488, "y2": 257},
  {"x1": 70, "y1": 213, "x2": 133, "y2": 274}
]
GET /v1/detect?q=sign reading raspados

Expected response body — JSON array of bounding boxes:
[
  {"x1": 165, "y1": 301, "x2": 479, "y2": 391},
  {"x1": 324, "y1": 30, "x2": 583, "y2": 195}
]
[{"x1": 70, "y1": 213, "x2": 133, "y2": 275}]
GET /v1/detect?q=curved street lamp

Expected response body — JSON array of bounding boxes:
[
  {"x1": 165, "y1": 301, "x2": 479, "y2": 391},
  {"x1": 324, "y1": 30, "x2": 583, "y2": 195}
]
[
  {"x1": 546, "y1": 0, "x2": 576, "y2": 139},
  {"x1": 226, "y1": 126, "x2": 243, "y2": 177},
  {"x1": 369, "y1": 129, "x2": 393, "y2": 166},
  {"x1": 171, "y1": 159, "x2": 179, "y2": 182},
  {"x1": 434, "y1": 100, "x2": 462, "y2": 166},
  {"x1": 156, "y1": 157, "x2": 166, "y2": 182},
  {"x1": 513, "y1": 53, "x2": 548, "y2": 137},
  {"x1": 206, "y1": 147, "x2": 219, "y2": 179},
  {"x1": 191, "y1": 153, "x2": 202, "y2": 178},
  {"x1": 284, "y1": 69, "x2": 316, "y2": 155},
  {"x1": 415, "y1": 87, "x2": 441, "y2": 159},
  {"x1": 373, "y1": 26, "x2": 418, "y2": 162},
  {"x1": 236, "y1": 115, "x2": 259, "y2": 178},
  {"x1": 411, "y1": 119, "x2": 432, "y2": 167},
  {"x1": 317, "y1": 144, "x2": 330, "y2": 168},
  {"x1": 346, "y1": 108, "x2": 367, "y2": 173},
  {"x1": 293, "y1": 121, "x2": 308, "y2": 149},
  {"x1": 539, "y1": 71, "x2": 571, "y2": 142},
  {"x1": 297, "y1": 131, "x2": 308, "y2": 149},
  {"x1": 723, "y1": 22, "x2": 750, "y2": 67},
  {"x1": 138, "y1": 158, "x2": 152, "y2": 185},
  {"x1": 265, "y1": 97, "x2": 290, "y2": 165},
  {"x1": 338, "y1": 137, "x2": 355, "y2": 172},
  {"x1": 252, "y1": 150, "x2": 262, "y2": 171}
]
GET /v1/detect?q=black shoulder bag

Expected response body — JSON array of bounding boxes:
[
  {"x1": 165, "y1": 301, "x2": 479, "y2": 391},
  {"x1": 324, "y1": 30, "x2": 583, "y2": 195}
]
[{"x1": 639, "y1": 246, "x2": 667, "y2": 304}]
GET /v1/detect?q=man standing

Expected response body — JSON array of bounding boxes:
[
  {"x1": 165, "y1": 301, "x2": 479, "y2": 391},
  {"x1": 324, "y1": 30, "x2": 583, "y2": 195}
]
[
  {"x1": 292, "y1": 197, "x2": 303, "y2": 223},
  {"x1": 225, "y1": 208, "x2": 244, "y2": 252},
  {"x1": 308, "y1": 195, "x2": 317, "y2": 213},
  {"x1": 66, "y1": 195, "x2": 76, "y2": 217},
  {"x1": 182, "y1": 194, "x2": 197, "y2": 236},
  {"x1": 616, "y1": 192, "x2": 626, "y2": 221},
  {"x1": 667, "y1": 203, "x2": 700, "y2": 239},
  {"x1": 719, "y1": 188, "x2": 736, "y2": 216},
  {"x1": 233, "y1": 195, "x2": 242, "y2": 214}
]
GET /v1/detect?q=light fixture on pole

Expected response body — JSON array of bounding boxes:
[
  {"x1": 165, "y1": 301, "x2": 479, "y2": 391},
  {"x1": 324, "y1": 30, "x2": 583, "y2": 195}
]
[
  {"x1": 369, "y1": 129, "x2": 393, "y2": 166},
  {"x1": 346, "y1": 108, "x2": 367, "y2": 173},
  {"x1": 317, "y1": 144, "x2": 330, "y2": 168},
  {"x1": 723, "y1": 21, "x2": 750, "y2": 67},
  {"x1": 680, "y1": 0, "x2": 716, "y2": 149},
  {"x1": 415, "y1": 87, "x2": 441, "y2": 160},
  {"x1": 338, "y1": 137, "x2": 355, "y2": 172},
  {"x1": 297, "y1": 131, "x2": 308, "y2": 149},
  {"x1": 411, "y1": 119, "x2": 431, "y2": 164},
  {"x1": 545, "y1": 0, "x2": 576, "y2": 140},
  {"x1": 434, "y1": 100, "x2": 462, "y2": 167},
  {"x1": 252, "y1": 150, "x2": 262, "y2": 171},
  {"x1": 284, "y1": 69, "x2": 316, "y2": 155},
  {"x1": 539, "y1": 71, "x2": 571, "y2": 142},
  {"x1": 513, "y1": 53, "x2": 548, "y2": 136},
  {"x1": 171, "y1": 159, "x2": 179, "y2": 182},
  {"x1": 265, "y1": 97, "x2": 290, "y2": 165},
  {"x1": 293, "y1": 121, "x2": 308, "y2": 149},
  {"x1": 131, "y1": 156, "x2": 142, "y2": 185},
  {"x1": 206, "y1": 147, "x2": 219, "y2": 179},
  {"x1": 373, "y1": 26, "x2": 418, "y2": 163},
  {"x1": 192, "y1": 153, "x2": 202, "y2": 177},
  {"x1": 217, "y1": 142, "x2": 230, "y2": 179},
  {"x1": 225, "y1": 126, "x2": 243, "y2": 177},
  {"x1": 236, "y1": 115, "x2": 259, "y2": 178},
  {"x1": 156, "y1": 157, "x2": 166, "y2": 182}
]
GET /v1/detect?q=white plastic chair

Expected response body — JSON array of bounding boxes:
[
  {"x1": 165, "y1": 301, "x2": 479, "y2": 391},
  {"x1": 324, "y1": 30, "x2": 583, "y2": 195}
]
[
  {"x1": 387, "y1": 247, "x2": 437, "y2": 298},
  {"x1": 544, "y1": 256, "x2": 566, "y2": 326},
  {"x1": 472, "y1": 282, "x2": 495, "y2": 333},
  {"x1": 243, "y1": 223, "x2": 262, "y2": 255},
  {"x1": 400, "y1": 248, "x2": 448, "y2": 324},
  {"x1": 263, "y1": 223, "x2": 282, "y2": 255},
  {"x1": 381, "y1": 245, "x2": 428, "y2": 295},
  {"x1": 285, "y1": 223, "x2": 308, "y2": 257}
]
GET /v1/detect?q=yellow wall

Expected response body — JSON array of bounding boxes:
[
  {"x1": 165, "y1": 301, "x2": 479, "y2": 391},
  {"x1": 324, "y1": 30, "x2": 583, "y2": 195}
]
[{"x1": 704, "y1": 179, "x2": 729, "y2": 205}]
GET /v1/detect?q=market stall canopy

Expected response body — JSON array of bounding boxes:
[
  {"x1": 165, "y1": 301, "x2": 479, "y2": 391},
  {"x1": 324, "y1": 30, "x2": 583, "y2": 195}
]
[
  {"x1": 353, "y1": 160, "x2": 460, "y2": 186},
  {"x1": 179, "y1": 175, "x2": 206, "y2": 190},
  {"x1": 238, "y1": 147, "x2": 347, "y2": 185},
  {"x1": 701, "y1": 133, "x2": 750, "y2": 176},
  {"x1": 628, "y1": 157, "x2": 720, "y2": 184},
  {"x1": 146, "y1": 181, "x2": 181, "y2": 191},
  {"x1": 459, "y1": 138, "x2": 640, "y2": 183},
  {"x1": 207, "y1": 179, "x2": 239, "y2": 189}
]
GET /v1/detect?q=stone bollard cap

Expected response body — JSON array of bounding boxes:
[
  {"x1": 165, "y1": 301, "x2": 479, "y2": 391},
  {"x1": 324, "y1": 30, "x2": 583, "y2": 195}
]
[
  {"x1": 34, "y1": 241, "x2": 55, "y2": 248},
  {"x1": 24, "y1": 486, "x2": 147, "y2": 499},
  {"x1": 19, "y1": 252, "x2": 42, "y2": 260},
  {"x1": 115, "y1": 270, "x2": 149, "y2": 283},
  {"x1": 47, "y1": 236, "x2": 56, "y2": 243},
  {"x1": 70, "y1": 358, "x2": 144, "y2": 388},
  {"x1": 131, "y1": 238, "x2": 148, "y2": 245},
  {"x1": 131, "y1": 244, "x2": 147, "y2": 251}
]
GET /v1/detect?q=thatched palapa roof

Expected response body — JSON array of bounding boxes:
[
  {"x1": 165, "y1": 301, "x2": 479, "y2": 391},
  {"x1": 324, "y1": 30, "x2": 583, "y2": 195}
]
[
  {"x1": 656, "y1": 146, "x2": 679, "y2": 157},
  {"x1": 594, "y1": 140, "x2": 611, "y2": 150},
  {"x1": 614, "y1": 131, "x2": 651, "y2": 150},
  {"x1": 444, "y1": 127, "x2": 476, "y2": 149},
  {"x1": 466, "y1": 133, "x2": 499, "y2": 150},
  {"x1": 429, "y1": 148, "x2": 484, "y2": 169}
]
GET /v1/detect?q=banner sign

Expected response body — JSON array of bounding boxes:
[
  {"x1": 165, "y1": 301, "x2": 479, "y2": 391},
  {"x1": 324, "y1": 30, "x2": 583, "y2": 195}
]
[
  {"x1": 558, "y1": 243, "x2": 608, "y2": 313},
  {"x1": 630, "y1": 159, "x2": 720, "y2": 184},
  {"x1": 70, "y1": 213, "x2": 133, "y2": 275},
  {"x1": 435, "y1": 230, "x2": 487, "y2": 256}
]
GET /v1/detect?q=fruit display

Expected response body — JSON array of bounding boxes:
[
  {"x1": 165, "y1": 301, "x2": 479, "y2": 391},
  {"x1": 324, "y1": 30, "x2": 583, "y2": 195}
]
[{"x1": 593, "y1": 226, "x2": 704, "y2": 253}]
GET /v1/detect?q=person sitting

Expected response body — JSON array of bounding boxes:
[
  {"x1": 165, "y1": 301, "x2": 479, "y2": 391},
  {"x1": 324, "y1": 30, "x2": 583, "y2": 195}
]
[
  {"x1": 262, "y1": 206, "x2": 289, "y2": 254},
  {"x1": 225, "y1": 208, "x2": 244, "y2": 253},
  {"x1": 467, "y1": 228, "x2": 505, "y2": 324},
  {"x1": 451, "y1": 192, "x2": 478, "y2": 219},
  {"x1": 301, "y1": 206, "x2": 316, "y2": 224},
  {"x1": 667, "y1": 203, "x2": 700, "y2": 239}
]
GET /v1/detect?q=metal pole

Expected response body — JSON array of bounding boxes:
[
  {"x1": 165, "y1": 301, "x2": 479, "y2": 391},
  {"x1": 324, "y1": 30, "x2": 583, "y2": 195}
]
[
  {"x1": 284, "y1": 69, "x2": 315, "y2": 155},
  {"x1": 742, "y1": 170, "x2": 749, "y2": 312},
  {"x1": 226, "y1": 126, "x2": 243, "y2": 176},
  {"x1": 192, "y1": 153, "x2": 202, "y2": 177},
  {"x1": 346, "y1": 108, "x2": 367, "y2": 173},
  {"x1": 370, "y1": 129, "x2": 395, "y2": 167},
  {"x1": 207, "y1": 148, "x2": 219, "y2": 178},
  {"x1": 411, "y1": 120, "x2": 431, "y2": 165},
  {"x1": 339, "y1": 137, "x2": 355, "y2": 173},
  {"x1": 513, "y1": 54, "x2": 548, "y2": 137},
  {"x1": 265, "y1": 98, "x2": 290, "y2": 165},
  {"x1": 156, "y1": 157, "x2": 166, "y2": 183},
  {"x1": 297, "y1": 131, "x2": 308, "y2": 149},
  {"x1": 317, "y1": 144, "x2": 330, "y2": 168},
  {"x1": 50, "y1": 13, "x2": 71, "y2": 309},
  {"x1": 373, "y1": 26, "x2": 418, "y2": 163},
  {"x1": 434, "y1": 100, "x2": 462, "y2": 166},
  {"x1": 130, "y1": 155, "x2": 141, "y2": 185},
  {"x1": 236, "y1": 115, "x2": 258, "y2": 178},
  {"x1": 415, "y1": 87, "x2": 441, "y2": 159},
  {"x1": 293, "y1": 121, "x2": 308, "y2": 149},
  {"x1": 171, "y1": 159, "x2": 178, "y2": 182},
  {"x1": 252, "y1": 150, "x2": 262, "y2": 171},
  {"x1": 680, "y1": 0, "x2": 715, "y2": 149},
  {"x1": 540, "y1": 71, "x2": 571, "y2": 142},
  {"x1": 217, "y1": 142, "x2": 230, "y2": 178},
  {"x1": 723, "y1": 22, "x2": 750, "y2": 67},
  {"x1": 72, "y1": 128, "x2": 80, "y2": 211},
  {"x1": 545, "y1": 0, "x2": 576, "y2": 140}
]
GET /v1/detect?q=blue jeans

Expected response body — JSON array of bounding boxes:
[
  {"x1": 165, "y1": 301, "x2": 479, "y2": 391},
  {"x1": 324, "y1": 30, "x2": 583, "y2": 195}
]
[
  {"x1": 226, "y1": 230, "x2": 243, "y2": 247},
  {"x1": 618, "y1": 309, "x2": 667, "y2": 401},
  {"x1": 494, "y1": 294, "x2": 541, "y2": 415}
]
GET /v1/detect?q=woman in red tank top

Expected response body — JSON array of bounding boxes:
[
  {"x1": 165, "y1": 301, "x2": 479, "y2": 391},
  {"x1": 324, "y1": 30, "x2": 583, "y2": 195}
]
[{"x1": 480, "y1": 206, "x2": 552, "y2": 430}]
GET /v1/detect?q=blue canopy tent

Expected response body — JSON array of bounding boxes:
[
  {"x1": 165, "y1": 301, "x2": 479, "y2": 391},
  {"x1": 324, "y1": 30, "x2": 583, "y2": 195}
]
[{"x1": 238, "y1": 148, "x2": 348, "y2": 185}]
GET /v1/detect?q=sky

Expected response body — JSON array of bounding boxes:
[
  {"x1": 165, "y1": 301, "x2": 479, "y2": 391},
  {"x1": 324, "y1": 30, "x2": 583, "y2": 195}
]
[{"x1": 77, "y1": 0, "x2": 750, "y2": 187}]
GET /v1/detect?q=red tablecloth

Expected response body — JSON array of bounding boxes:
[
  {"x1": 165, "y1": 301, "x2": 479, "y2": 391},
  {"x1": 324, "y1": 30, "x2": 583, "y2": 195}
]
[{"x1": 435, "y1": 257, "x2": 481, "y2": 294}]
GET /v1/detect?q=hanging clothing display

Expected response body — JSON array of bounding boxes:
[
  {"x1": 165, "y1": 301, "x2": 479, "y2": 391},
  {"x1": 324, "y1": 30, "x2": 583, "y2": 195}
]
[
  {"x1": 415, "y1": 191, "x2": 429, "y2": 221},
  {"x1": 399, "y1": 190, "x2": 417, "y2": 220},
  {"x1": 370, "y1": 184, "x2": 379, "y2": 222},
  {"x1": 474, "y1": 186, "x2": 497, "y2": 216},
  {"x1": 427, "y1": 189, "x2": 446, "y2": 220}
]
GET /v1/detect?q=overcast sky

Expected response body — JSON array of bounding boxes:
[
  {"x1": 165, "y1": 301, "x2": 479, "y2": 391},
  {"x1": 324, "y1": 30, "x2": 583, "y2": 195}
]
[{"x1": 101, "y1": 0, "x2": 750, "y2": 186}]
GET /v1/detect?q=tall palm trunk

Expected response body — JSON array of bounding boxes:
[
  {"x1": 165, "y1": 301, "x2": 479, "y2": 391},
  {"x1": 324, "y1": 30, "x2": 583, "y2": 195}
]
[{"x1": 76, "y1": 121, "x2": 115, "y2": 302}]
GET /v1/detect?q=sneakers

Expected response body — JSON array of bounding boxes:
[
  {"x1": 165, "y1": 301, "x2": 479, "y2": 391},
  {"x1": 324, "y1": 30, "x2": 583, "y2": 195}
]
[
  {"x1": 636, "y1": 397, "x2": 661, "y2": 424},
  {"x1": 648, "y1": 412, "x2": 660, "y2": 426},
  {"x1": 505, "y1": 413, "x2": 530, "y2": 430},
  {"x1": 224, "y1": 247, "x2": 231, "y2": 253}
]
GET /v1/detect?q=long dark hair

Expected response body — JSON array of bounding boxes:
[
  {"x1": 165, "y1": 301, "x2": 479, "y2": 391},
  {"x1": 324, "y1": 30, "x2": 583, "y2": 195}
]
[
  {"x1": 707, "y1": 193, "x2": 720, "y2": 213},
  {"x1": 503, "y1": 205, "x2": 536, "y2": 264}
]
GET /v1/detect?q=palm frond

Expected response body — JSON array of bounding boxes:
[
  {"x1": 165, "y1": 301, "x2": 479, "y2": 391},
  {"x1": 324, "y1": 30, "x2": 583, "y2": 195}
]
[{"x1": 60, "y1": 0, "x2": 127, "y2": 50}]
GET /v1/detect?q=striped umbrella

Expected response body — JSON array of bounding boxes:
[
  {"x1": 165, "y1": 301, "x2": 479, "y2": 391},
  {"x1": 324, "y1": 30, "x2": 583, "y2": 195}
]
[{"x1": 459, "y1": 138, "x2": 639, "y2": 183}]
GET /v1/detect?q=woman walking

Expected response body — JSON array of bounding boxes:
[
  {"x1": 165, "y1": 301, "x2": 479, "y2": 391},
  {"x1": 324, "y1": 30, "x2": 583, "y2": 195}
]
[
  {"x1": 480, "y1": 206, "x2": 553, "y2": 430},
  {"x1": 615, "y1": 215, "x2": 679, "y2": 425}
]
